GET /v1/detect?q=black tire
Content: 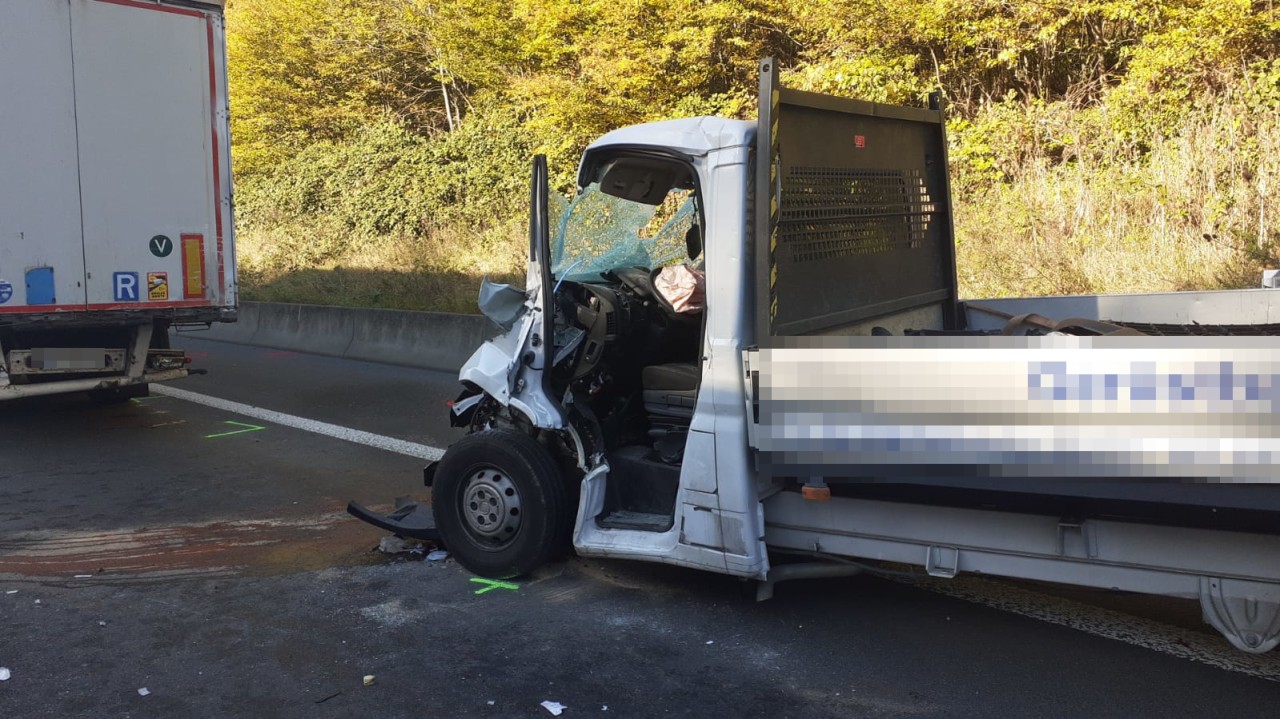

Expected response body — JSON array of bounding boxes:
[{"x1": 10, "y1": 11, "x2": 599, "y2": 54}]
[
  {"x1": 432, "y1": 428, "x2": 571, "y2": 578},
  {"x1": 90, "y1": 383, "x2": 149, "y2": 404}
]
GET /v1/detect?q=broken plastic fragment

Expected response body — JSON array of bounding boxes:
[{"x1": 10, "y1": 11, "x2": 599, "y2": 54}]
[
  {"x1": 137, "y1": 688, "x2": 150, "y2": 697},
  {"x1": 0, "y1": 668, "x2": 10, "y2": 681},
  {"x1": 427, "y1": 550, "x2": 449, "y2": 561},
  {"x1": 705, "y1": 640, "x2": 714, "y2": 645},
  {"x1": 363, "y1": 675, "x2": 375, "y2": 687},
  {"x1": 541, "y1": 700, "x2": 566, "y2": 716},
  {"x1": 487, "y1": 700, "x2": 496, "y2": 706},
  {"x1": 378, "y1": 536, "x2": 424, "y2": 555},
  {"x1": 4, "y1": 590, "x2": 16, "y2": 595}
]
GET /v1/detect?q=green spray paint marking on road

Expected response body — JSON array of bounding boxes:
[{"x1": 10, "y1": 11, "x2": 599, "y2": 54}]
[
  {"x1": 470, "y1": 578, "x2": 520, "y2": 595},
  {"x1": 205, "y1": 420, "x2": 266, "y2": 439}
]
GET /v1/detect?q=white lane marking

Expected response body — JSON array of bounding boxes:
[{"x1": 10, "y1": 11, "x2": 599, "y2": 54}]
[
  {"x1": 899, "y1": 575, "x2": 1280, "y2": 682},
  {"x1": 152, "y1": 385, "x2": 445, "y2": 461}
]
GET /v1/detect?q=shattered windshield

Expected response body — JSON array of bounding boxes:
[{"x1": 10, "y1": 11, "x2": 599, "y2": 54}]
[{"x1": 550, "y1": 183, "x2": 697, "y2": 283}]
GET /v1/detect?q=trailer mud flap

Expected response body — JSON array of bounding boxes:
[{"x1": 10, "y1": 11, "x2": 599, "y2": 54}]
[{"x1": 346, "y1": 500, "x2": 441, "y2": 543}]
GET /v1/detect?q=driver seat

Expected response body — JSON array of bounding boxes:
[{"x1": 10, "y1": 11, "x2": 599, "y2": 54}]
[{"x1": 642, "y1": 362, "x2": 699, "y2": 438}]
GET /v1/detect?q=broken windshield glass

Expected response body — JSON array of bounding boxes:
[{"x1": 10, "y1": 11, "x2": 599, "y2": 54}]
[{"x1": 550, "y1": 183, "x2": 696, "y2": 283}]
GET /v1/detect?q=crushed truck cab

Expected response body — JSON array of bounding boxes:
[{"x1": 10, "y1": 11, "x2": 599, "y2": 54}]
[{"x1": 353, "y1": 59, "x2": 1280, "y2": 654}]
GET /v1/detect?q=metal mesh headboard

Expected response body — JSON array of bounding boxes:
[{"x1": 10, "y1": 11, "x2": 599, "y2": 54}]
[{"x1": 755, "y1": 59, "x2": 960, "y2": 339}]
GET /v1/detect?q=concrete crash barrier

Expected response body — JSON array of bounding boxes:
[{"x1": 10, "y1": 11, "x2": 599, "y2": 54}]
[{"x1": 195, "y1": 302, "x2": 492, "y2": 372}]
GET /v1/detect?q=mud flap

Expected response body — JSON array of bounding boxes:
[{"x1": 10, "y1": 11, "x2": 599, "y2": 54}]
[{"x1": 346, "y1": 500, "x2": 441, "y2": 543}]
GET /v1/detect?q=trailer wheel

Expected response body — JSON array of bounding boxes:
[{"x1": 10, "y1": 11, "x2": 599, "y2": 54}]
[{"x1": 432, "y1": 429, "x2": 571, "y2": 578}]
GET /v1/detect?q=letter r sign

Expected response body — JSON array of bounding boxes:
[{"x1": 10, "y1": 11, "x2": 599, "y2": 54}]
[{"x1": 113, "y1": 272, "x2": 139, "y2": 302}]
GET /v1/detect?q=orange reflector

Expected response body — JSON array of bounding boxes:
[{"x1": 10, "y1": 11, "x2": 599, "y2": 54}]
[
  {"x1": 801, "y1": 484, "x2": 832, "y2": 502},
  {"x1": 181, "y1": 234, "x2": 205, "y2": 299}
]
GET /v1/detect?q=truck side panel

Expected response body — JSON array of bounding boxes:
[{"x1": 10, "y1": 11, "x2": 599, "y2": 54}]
[
  {"x1": 0, "y1": 1, "x2": 88, "y2": 312},
  {"x1": 745, "y1": 338, "x2": 1280, "y2": 533},
  {"x1": 71, "y1": 0, "x2": 229, "y2": 310}
]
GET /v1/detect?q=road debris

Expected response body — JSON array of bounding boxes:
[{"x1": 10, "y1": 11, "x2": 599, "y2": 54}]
[
  {"x1": 487, "y1": 700, "x2": 496, "y2": 706},
  {"x1": 315, "y1": 691, "x2": 342, "y2": 704},
  {"x1": 541, "y1": 700, "x2": 566, "y2": 716},
  {"x1": 74, "y1": 575, "x2": 92, "y2": 579},
  {"x1": 5, "y1": 590, "x2": 17, "y2": 595},
  {"x1": 0, "y1": 668, "x2": 11, "y2": 681},
  {"x1": 137, "y1": 688, "x2": 150, "y2": 697},
  {"x1": 378, "y1": 537, "x2": 425, "y2": 555},
  {"x1": 363, "y1": 675, "x2": 376, "y2": 687},
  {"x1": 427, "y1": 550, "x2": 449, "y2": 561}
]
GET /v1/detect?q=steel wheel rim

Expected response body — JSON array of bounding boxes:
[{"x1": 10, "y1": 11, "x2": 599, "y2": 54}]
[{"x1": 460, "y1": 466, "x2": 522, "y2": 547}]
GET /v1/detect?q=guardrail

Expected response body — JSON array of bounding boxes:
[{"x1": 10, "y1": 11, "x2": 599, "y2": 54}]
[{"x1": 193, "y1": 302, "x2": 492, "y2": 372}]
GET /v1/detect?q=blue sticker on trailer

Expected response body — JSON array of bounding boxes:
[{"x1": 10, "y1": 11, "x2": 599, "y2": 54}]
[
  {"x1": 113, "y1": 272, "x2": 140, "y2": 302},
  {"x1": 0, "y1": 281, "x2": 11, "y2": 304},
  {"x1": 25, "y1": 267, "x2": 55, "y2": 305}
]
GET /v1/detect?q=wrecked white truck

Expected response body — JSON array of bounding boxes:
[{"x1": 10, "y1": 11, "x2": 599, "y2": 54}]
[{"x1": 351, "y1": 59, "x2": 1280, "y2": 654}]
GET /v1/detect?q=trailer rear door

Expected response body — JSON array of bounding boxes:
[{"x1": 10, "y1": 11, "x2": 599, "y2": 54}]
[
  {"x1": 72, "y1": 0, "x2": 228, "y2": 309},
  {"x1": 0, "y1": 1, "x2": 87, "y2": 311}
]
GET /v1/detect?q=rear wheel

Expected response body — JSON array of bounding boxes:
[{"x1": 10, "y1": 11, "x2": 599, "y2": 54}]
[{"x1": 432, "y1": 428, "x2": 571, "y2": 578}]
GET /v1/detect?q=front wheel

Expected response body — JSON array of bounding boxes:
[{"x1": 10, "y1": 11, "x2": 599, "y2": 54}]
[{"x1": 432, "y1": 428, "x2": 571, "y2": 578}]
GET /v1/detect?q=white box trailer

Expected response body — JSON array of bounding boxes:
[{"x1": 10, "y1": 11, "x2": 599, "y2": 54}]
[{"x1": 0, "y1": 0, "x2": 234, "y2": 400}]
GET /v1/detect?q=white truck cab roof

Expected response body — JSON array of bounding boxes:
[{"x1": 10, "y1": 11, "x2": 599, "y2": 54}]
[{"x1": 585, "y1": 117, "x2": 755, "y2": 159}]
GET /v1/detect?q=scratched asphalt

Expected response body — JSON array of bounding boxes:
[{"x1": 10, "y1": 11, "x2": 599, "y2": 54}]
[{"x1": 1, "y1": 335, "x2": 1278, "y2": 718}]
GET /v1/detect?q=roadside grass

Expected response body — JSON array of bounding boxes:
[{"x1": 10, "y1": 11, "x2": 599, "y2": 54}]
[
  {"x1": 237, "y1": 219, "x2": 524, "y2": 313},
  {"x1": 956, "y1": 99, "x2": 1280, "y2": 299}
]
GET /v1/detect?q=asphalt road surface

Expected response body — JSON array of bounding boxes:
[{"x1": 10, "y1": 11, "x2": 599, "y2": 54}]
[{"x1": 2, "y1": 335, "x2": 1278, "y2": 718}]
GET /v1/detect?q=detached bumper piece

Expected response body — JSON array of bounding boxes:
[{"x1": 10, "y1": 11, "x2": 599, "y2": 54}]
[{"x1": 346, "y1": 500, "x2": 441, "y2": 543}]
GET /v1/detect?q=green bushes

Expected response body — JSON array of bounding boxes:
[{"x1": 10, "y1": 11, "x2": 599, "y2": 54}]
[
  {"x1": 235, "y1": 111, "x2": 535, "y2": 301},
  {"x1": 956, "y1": 95, "x2": 1280, "y2": 299}
]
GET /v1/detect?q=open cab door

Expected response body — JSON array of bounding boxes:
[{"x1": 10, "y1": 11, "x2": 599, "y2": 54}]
[
  {"x1": 456, "y1": 155, "x2": 563, "y2": 428},
  {"x1": 347, "y1": 157, "x2": 564, "y2": 544}
]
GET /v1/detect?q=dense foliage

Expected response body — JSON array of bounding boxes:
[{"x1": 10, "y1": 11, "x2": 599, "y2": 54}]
[{"x1": 226, "y1": 0, "x2": 1280, "y2": 309}]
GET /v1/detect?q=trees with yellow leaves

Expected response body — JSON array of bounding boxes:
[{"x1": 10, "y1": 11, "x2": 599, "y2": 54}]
[{"x1": 226, "y1": 0, "x2": 1280, "y2": 308}]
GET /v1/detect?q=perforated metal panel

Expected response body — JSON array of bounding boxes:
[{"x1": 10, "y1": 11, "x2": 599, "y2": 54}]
[
  {"x1": 755, "y1": 59, "x2": 960, "y2": 339},
  {"x1": 781, "y1": 167, "x2": 936, "y2": 263}
]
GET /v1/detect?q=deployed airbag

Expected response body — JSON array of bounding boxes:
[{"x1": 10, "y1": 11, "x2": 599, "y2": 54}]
[{"x1": 655, "y1": 264, "x2": 705, "y2": 314}]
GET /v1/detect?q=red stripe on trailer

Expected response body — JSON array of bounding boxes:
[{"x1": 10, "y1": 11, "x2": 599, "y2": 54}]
[
  {"x1": 205, "y1": 19, "x2": 225, "y2": 301},
  {"x1": 91, "y1": 0, "x2": 204, "y2": 20},
  {"x1": 0, "y1": 300, "x2": 214, "y2": 314}
]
